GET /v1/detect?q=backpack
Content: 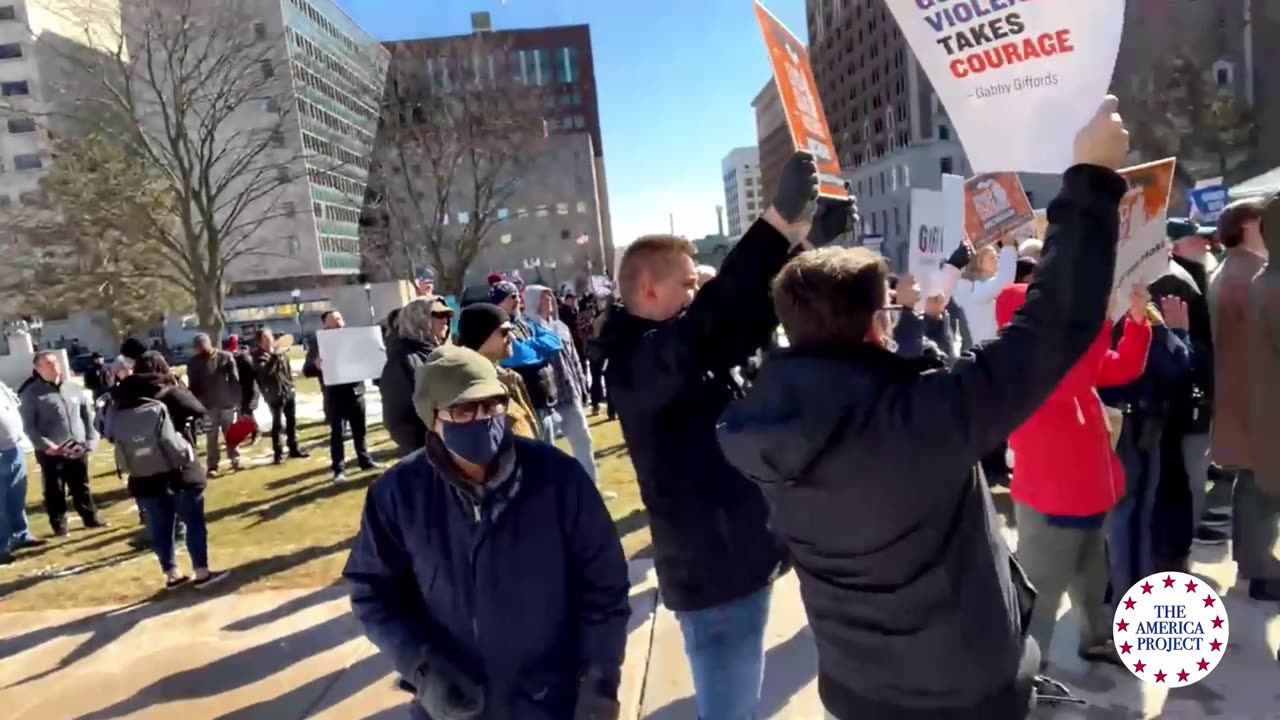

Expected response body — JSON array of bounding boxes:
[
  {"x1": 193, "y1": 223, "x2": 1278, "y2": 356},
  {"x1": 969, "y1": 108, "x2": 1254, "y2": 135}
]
[{"x1": 111, "y1": 399, "x2": 198, "y2": 482}]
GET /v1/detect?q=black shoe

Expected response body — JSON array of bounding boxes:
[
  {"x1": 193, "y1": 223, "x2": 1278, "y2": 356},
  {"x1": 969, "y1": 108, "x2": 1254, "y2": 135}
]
[
  {"x1": 1200, "y1": 509, "x2": 1231, "y2": 528},
  {"x1": 84, "y1": 518, "x2": 110, "y2": 529},
  {"x1": 273, "y1": 454, "x2": 285, "y2": 465},
  {"x1": 1248, "y1": 579, "x2": 1280, "y2": 602},
  {"x1": 15, "y1": 536, "x2": 47, "y2": 549},
  {"x1": 0, "y1": 553, "x2": 14, "y2": 566},
  {"x1": 165, "y1": 575, "x2": 190, "y2": 590},
  {"x1": 1194, "y1": 526, "x2": 1230, "y2": 545},
  {"x1": 289, "y1": 449, "x2": 310, "y2": 459},
  {"x1": 52, "y1": 525, "x2": 69, "y2": 537},
  {"x1": 358, "y1": 460, "x2": 383, "y2": 472}
]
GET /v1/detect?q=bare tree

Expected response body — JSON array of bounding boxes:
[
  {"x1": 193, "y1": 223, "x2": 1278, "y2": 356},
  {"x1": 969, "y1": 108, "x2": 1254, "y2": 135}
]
[
  {"x1": 0, "y1": 135, "x2": 189, "y2": 339},
  {"x1": 12, "y1": 0, "x2": 337, "y2": 337},
  {"x1": 1123, "y1": 54, "x2": 1257, "y2": 185},
  {"x1": 362, "y1": 34, "x2": 549, "y2": 295}
]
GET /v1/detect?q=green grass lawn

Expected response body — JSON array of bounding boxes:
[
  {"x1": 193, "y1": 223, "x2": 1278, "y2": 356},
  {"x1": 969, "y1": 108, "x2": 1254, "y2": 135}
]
[{"x1": 0, "y1": 398, "x2": 647, "y2": 611}]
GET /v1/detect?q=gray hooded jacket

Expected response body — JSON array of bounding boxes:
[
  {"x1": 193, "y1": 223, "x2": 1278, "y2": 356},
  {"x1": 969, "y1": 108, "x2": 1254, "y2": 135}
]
[{"x1": 19, "y1": 375, "x2": 98, "y2": 453}]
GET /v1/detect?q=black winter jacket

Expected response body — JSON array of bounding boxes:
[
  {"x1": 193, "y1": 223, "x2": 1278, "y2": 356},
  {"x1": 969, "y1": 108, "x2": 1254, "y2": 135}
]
[
  {"x1": 717, "y1": 164, "x2": 1129, "y2": 720},
  {"x1": 380, "y1": 335, "x2": 436, "y2": 454},
  {"x1": 109, "y1": 373, "x2": 208, "y2": 496},
  {"x1": 600, "y1": 217, "x2": 791, "y2": 612},
  {"x1": 1148, "y1": 255, "x2": 1214, "y2": 434}
]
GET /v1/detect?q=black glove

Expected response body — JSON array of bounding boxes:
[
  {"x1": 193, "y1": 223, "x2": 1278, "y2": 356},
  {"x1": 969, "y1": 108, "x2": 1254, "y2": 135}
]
[
  {"x1": 771, "y1": 151, "x2": 820, "y2": 224},
  {"x1": 411, "y1": 656, "x2": 484, "y2": 720},
  {"x1": 573, "y1": 667, "x2": 621, "y2": 720},
  {"x1": 946, "y1": 241, "x2": 975, "y2": 270},
  {"x1": 807, "y1": 193, "x2": 859, "y2": 248}
]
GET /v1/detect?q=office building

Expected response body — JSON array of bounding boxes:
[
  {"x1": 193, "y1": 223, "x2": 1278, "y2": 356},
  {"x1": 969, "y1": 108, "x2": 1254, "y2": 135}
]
[
  {"x1": 362, "y1": 18, "x2": 613, "y2": 289},
  {"x1": 721, "y1": 146, "x2": 762, "y2": 237},
  {"x1": 752, "y1": 78, "x2": 790, "y2": 208},
  {"x1": 1110, "y1": 0, "x2": 1280, "y2": 184},
  {"x1": 806, "y1": 0, "x2": 1059, "y2": 268}
]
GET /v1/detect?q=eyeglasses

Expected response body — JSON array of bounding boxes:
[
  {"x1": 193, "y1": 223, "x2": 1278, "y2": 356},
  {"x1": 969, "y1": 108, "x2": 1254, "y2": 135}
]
[{"x1": 443, "y1": 397, "x2": 508, "y2": 422}]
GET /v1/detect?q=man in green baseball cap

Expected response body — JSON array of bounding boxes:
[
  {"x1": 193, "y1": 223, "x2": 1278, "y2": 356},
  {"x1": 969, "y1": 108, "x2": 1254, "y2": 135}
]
[{"x1": 344, "y1": 343, "x2": 629, "y2": 720}]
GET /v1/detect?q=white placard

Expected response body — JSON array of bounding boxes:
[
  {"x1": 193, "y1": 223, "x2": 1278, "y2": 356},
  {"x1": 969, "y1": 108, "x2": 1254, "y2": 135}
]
[
  {"x1": 908, "y1": 174, "x2": 965, "y2": 297},
  {"x1": 1110, "y1": 158, "x2": 1177, "y2": 321},
  {"x1": 885, "y1": 0, "x2": 1125, "y2": 174},
  {"x1": 316, "y1": 326, "x2": 386, "y2": 386}
]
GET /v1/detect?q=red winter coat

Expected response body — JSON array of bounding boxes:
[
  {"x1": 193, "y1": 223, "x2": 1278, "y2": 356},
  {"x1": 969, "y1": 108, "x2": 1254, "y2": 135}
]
[{"x1": 995, "y1": 284, "x2": 1152, "y2": 517}]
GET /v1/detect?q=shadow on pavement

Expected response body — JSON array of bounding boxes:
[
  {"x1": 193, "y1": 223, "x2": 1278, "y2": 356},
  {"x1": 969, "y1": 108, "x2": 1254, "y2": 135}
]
[
  {"x1": 614, "y1": 508, "x2": 649, "y2": 541},
  {"x1": 222, "y1": 580, "x2": 348, "y2": 633},
  {"x1": 70, "y1": 612, "x2": 364, "y2": 720},
  {"x1": 1, "y1": 538, "x2": 355, "y2": 691},
  {"x1": 646, "y1": 625, "x2": 817, "y2": 720}
]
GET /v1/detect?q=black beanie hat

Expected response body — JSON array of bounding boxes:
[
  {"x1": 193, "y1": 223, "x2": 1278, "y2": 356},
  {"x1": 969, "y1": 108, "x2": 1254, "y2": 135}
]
[
  {"x1": 120, "y1": 337, "x2": 148, "y2": 360},
  {"x1": 457, "y1": 303, "x2": 510, "y2": 351}
]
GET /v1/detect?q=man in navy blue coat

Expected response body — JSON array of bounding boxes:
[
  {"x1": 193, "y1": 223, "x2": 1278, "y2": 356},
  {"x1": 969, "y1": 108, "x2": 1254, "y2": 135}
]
[{"x1": 344, "y1": 345, "x2": 630, "y2": 720}]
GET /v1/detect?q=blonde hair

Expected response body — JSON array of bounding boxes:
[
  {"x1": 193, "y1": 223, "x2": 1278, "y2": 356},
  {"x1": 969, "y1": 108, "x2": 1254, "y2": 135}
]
[{"x1": 618, "y1": 235, "x2": 695, "y2": 305}]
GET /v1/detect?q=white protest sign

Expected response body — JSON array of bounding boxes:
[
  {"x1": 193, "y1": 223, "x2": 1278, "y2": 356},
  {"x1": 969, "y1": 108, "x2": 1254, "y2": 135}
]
[
  {"x1": 885, "y1": 0, "x2": 1125, "y2": 174},
  {"x1": 316, "y1": 326, "x2": 386, "y2": 386},
  {"x1": 908, "y1": 174, "x2": 965, "y2": 299},
  {"x1": 1111, "y1": 158, "x2": 1177, "y2": 321}
]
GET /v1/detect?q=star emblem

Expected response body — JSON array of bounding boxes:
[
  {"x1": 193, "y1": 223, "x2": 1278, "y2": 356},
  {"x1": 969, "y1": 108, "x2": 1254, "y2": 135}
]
[
  {"x1": 1120, "y1": 641, "x2": 1133, "y2": 654},
  {"x1": 1197, "y1": 658, "x2": 1210, "y2": 671},
  {"x1": 1123, "y1": 597, "x2": 1137, "y2": 610},
  {"x1": 1210, "y1": 639, "x2": 1223, "y2": 652},
  {"x1": 1133, "y1": 660, "x2": 1146, "y2": 673},
  {"x1": 1177, "y1": 669, "x2": 1190, "y2": 682},
  {"x1": 1211, "y1": 616, "x2": 1224, "y2": 629},
  {"x1": 1202, "y1": 594, "x2": 1216, "y2": 608},
  {"x1": 1162, "y1": 575, "x2": 1176, "y2": 588},
  {"x1": 1116, "y1": 618, "x2": 1129, "y2": 632},
  {"x1": 1185, "y1": 579, "x2": 1199, "y2": 593},
  {"x1": 1154, "y1": 670, "x2": 1167, "y2": 683},
  {"x1": 1141, "y1": 581, "x2": 1153, "y2": 594}
]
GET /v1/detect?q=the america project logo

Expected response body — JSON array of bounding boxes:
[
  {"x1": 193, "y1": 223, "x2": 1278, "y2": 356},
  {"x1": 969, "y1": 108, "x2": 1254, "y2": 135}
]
[{"x1": 1112, "y1": 572, "x2": 1229, "y2": 687}]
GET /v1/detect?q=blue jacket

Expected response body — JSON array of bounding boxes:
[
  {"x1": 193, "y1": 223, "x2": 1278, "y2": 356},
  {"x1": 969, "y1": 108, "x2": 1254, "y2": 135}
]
[
  {"x1": 1100, "y1": 324, "x2": 1193, "y2": 419},
  {"x1": 343, "y1": 436, "x2": 630, "y2": 719}
]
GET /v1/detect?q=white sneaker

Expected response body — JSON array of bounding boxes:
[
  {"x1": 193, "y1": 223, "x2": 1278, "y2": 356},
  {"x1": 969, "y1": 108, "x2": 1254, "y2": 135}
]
[{"x1": 599, "y1": 489, "x2": 618, "y2": 501}]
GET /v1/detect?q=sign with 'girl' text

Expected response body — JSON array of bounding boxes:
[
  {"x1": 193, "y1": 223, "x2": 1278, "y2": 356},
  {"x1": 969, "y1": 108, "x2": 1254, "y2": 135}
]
[{"x1": 885, "y1": 0, "x2": 1125, "y2": 174}]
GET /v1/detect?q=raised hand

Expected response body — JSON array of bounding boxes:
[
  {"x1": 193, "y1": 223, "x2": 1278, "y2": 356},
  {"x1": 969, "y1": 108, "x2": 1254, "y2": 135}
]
[
  {"x1": 1128, "y1": 283, "x2": 1151, "y2": 323},
  {"x1": 1160, "y1": 295, "x2": 1189, "y2": 331},
  {"x1": 770, "y1": 150, "x2": 820, "y2": 224},
  {"x1": 1073, "y1": 95, "x2": 1130, "y2": 170},
  {"x1": 807, "y1": 195, "x2": 858, "y2": 248}
]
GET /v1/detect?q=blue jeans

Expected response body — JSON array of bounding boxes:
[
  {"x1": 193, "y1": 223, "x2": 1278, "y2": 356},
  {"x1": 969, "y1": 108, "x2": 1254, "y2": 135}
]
[
  {"x1": 137, "y1": 488, "x2": 209, "y2": 573},
  {"x1": 675, "y1": 586, "x2": 772, "y2": 720},
  {"x1": 540, "y1": 402, "x2": 598, "y2": 482},
  {"x1": 0, "y1": 446, "x2": 33, "y2": 554},
  {"x1": 1108, "y1": 415, "x2": 1161, "y2": 594}
]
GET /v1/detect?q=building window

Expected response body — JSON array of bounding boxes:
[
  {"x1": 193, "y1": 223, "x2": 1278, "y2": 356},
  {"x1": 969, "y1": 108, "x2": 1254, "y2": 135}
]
[
  {"x1": 1, "y1": 80, "x2": 29, "y2": 96},
  {"x1": 535, "y1": 205, "x2": 549, "y2": 217},
  {"x1": 6, "y1": 117, "x2": 34, "y2": 133},
  {"x1": 264, "y1": 97, "x2": 279, "y2": 113},
  {"x1": 572, "y1": 115, "x2": 585, "y2": 129},
  {"x1": 500, "y1": 233, "x2": 513, "y2": 245},
  {"x1": 13, "y1": 153, "x2": 42, "y2": 170},
  {"x1": 253, "y1": 21, "x2": 267, "y2": 41},
  {"x1": 1213, "y1": 60, "x2": 1234, "y2": 89},
  {"x1": 497, "y1": 208, "x2": 509, "y2": 220},
  {"x1": 260, "y1": 59, "x2": 274, "y2": 79},
  {"x1": 282, "y1": 201, "x2": 295, "y2": 217},
  {"x1": 0, "y1": 43, "x2": 20, "y2": 59},
  {"x1": 269, "y1": 130, "x2": 284, "y2": 147},
  {"x1": 276, "y1": 167, "x2": 289, "y2": 183},
  {"x1": 556, "y1": 46, "x2": 580, "y2": 84},
  {"x1": 938, "y1": 124, "x2": 950, "y2": 140},
  {"x1": 940, "y1": 157, "x2": 954, "y2": 175},
  {"x1": 458, "y1": 211, "x2": 470, "y2": 223},
  {"x1": 555, "y1": 202, "x2": 569, "y2": 215},
  {"x1": 0, "y1": 6, "x2": 16, "y2": 21},
  {"x1": 576, "y1": 201, "x2": 587, "y2": 214},
  {"x1": 1026, "y1": 191, "x2": 1036, "y2": 208}
]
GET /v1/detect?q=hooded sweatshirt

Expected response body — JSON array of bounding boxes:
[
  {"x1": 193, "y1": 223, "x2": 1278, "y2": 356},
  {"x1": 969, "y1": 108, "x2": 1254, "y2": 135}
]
[
  {"x1": 523, "y1": 285, "x2": 587, "y2": 408},
  {"x1": 381, "y1": 297, "x2": 452, "y2": 453}
]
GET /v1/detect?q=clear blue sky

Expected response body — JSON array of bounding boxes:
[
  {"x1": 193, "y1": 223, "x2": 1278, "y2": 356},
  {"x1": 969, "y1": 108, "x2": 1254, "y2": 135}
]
[{"x1": 335, "y1": 0, "x2": 807, "y2": 246}]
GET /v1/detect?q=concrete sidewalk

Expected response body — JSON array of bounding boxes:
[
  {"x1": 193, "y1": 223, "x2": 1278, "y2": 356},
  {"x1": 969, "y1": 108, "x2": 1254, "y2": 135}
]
[{"x1": 1, "y1": 551, "x2": 1276, "y2": 719}]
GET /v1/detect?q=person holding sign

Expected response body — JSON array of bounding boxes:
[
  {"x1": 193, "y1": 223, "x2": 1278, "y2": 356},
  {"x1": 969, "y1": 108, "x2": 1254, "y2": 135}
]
[
  {"x1": 717, "y1": 98, "x2": 1132, "y2": 719},
  {"x1": 304, "y1": 311, "x2": 380, "y2": 483},
  {"x1": 600, "y1": 150, "x2": 856, "y2": 720}
]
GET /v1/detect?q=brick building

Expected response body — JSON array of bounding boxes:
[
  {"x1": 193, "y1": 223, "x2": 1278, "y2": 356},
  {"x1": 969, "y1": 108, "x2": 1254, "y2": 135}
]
[{"x1": 752, "y1": 78, "x2": 791, "y2": 211}]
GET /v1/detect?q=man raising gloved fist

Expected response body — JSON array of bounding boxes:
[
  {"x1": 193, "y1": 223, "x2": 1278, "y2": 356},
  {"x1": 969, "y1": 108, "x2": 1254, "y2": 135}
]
[{"x1": 598, "y1": 147, "x2": 868, "y2": 719}]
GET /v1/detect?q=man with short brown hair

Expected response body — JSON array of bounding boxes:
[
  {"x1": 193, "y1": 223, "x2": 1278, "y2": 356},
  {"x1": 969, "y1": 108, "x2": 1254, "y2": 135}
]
[
  {"x1": 719, "y1": 97, "x2": 1132, "y2": 719},
  {"x1": 1208, "y1": 196, "x2": 1278, "y2": 601},
  {"x1": 599, "y1": 150, "x2": 856, "y2": 719}
]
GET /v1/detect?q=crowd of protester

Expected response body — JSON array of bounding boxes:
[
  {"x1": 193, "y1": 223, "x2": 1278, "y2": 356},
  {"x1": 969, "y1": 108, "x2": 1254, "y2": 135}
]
[{"x1": 0, "y1": 93, "x2": 1277, "y2": 720}]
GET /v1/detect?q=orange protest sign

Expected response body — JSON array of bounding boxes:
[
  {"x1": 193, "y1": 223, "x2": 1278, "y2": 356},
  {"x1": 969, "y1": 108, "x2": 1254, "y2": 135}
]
[
  {"x1": 754, "y1": 1, "x2": 847, "y2": 199},
  {"x1": 963, "y1": 172, "x2": 1035, "y2": 248},
  {"x1": 1109, "y1": 157, "x2": 1177, "y2": 320}
]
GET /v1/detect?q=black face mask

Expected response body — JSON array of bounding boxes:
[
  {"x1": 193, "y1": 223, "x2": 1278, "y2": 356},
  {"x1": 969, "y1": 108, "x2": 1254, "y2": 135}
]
[{"x1": 439, "y1": 415, "x2": 509, "y2": 466}]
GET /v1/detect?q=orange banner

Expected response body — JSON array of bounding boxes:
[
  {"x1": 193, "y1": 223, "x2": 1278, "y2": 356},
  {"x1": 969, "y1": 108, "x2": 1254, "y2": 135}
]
[
  {"x1": 963, "y1": 172, "x2": 1035, "y2": 248},
  {"x1": 1110, "y1": 157, "x2": 1177, "y2": 320},
  {"x1": 754, "y1": 1, "x2": 847, "y2": 199}
]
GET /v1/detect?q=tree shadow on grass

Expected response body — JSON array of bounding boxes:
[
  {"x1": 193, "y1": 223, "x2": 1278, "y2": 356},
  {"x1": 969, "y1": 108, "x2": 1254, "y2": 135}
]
[
  {"x1": 0, "y1": 538, "x2": 354, "y2": 690},
  {"x1": 244, "y1": 476, "x2": 372, "y2": 528},
  {"x1": 594, "y1": 443, "x2": 630, "y2": 461},
  {"x1": 614, "y1": 508, "x2": 649, "y2": 542},
  {"x1": 263, "y1": 464, "x2": 333, "y2": 491}
]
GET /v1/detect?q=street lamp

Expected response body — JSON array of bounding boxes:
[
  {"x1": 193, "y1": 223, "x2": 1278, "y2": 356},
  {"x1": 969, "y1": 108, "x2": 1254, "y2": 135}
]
[
  {"x1": 290, "y1": 288, "x2": 302, "y2": 339},
  {"x1": 362, "y1": 282, "x2": 374, "y2": 323}
]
